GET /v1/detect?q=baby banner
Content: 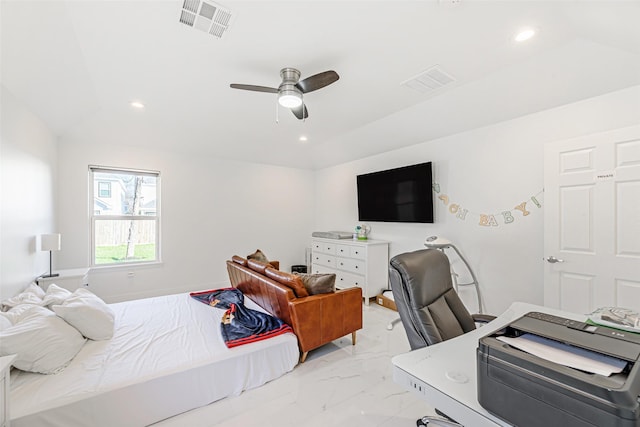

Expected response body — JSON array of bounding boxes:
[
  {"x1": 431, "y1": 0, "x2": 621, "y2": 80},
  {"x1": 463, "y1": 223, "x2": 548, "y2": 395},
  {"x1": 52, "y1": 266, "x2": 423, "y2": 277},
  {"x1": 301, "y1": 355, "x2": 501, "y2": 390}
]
[{"x1": 432, "y1": 182, "x2": 543, "y2": 227}]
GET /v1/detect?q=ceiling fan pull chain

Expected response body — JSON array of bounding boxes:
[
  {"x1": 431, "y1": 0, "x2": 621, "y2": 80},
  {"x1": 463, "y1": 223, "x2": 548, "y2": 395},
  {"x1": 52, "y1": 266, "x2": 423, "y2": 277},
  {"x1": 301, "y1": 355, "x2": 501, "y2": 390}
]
[{"x1": 275, "y1": 98, "x2": 279, "y2": 123}]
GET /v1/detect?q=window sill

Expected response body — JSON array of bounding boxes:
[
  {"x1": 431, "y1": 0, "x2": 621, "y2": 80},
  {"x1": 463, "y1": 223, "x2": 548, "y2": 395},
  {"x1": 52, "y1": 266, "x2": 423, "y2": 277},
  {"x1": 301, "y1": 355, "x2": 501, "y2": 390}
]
[{"x1": 90, "y1": 261, "x2": 164, "y2": 272}]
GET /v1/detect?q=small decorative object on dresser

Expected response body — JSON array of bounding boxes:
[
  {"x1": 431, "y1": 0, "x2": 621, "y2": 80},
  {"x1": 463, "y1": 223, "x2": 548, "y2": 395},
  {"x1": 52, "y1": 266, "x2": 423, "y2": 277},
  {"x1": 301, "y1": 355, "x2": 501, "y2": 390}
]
[
  {"x1": 311, "y1": 237, "x2": 389, "y2": 305},
  {"x1": 36, "y1": 268, "x2": 89, "y2": 292}
]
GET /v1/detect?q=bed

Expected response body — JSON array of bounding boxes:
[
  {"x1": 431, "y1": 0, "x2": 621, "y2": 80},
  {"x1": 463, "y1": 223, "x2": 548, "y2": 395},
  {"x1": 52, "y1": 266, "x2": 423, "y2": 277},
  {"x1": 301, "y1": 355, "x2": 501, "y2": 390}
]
[{"x1": 8, "y1": 291, "x2": 299, "y2": 426}]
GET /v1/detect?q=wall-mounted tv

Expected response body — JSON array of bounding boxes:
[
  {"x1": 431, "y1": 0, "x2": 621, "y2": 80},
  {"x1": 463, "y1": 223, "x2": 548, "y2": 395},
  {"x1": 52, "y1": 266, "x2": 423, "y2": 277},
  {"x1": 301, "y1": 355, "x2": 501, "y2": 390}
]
[{"x1": 357, "y1": 162, "x2": 433, "y2": 223}]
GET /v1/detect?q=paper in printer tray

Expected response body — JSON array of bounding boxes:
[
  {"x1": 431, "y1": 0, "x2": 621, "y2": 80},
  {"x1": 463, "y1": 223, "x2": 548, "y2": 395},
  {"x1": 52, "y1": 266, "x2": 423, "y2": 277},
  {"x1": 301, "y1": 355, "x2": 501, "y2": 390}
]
[{"x1": 477, "y1": 311, "x2": 640, "y2": 427}]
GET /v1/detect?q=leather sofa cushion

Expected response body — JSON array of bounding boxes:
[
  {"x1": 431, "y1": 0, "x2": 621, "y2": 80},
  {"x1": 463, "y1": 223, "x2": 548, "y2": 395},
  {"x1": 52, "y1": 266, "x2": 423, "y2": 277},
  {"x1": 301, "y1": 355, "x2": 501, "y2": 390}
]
[
  {"x1": 265, "y1": 267, "x2": 309, "y2": 298},
  {"x1": 234, "y1": 255, "x2": 279, "y2": 271},
  {"x1": 247, "y1": 258, "x2": 270, "y2": 274},
  {"x1": 232, "y1": 255, "x2": 248, "y2": 266}
]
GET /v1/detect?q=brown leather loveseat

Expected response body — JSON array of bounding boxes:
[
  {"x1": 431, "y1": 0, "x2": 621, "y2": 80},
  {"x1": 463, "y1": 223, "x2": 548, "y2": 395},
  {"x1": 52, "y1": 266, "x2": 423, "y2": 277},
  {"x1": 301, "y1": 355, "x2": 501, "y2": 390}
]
[{"x1": 227, "y1": 255, "x2": 363, "y2": 362}]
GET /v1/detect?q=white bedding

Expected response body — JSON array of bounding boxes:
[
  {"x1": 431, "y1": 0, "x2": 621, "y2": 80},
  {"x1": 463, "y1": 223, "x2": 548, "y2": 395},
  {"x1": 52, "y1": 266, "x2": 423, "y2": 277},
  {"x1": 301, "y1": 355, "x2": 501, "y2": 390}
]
[{"x1": 10, "y1": 292, "x2": 299, "y2": 426}]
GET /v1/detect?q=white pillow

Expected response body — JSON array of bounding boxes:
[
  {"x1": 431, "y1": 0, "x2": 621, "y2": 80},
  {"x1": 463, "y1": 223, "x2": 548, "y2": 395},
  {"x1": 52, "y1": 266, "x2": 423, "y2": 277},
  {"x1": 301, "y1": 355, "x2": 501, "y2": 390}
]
[
  {"x1": 42, "y1": 284, "x2": 73, "y2": 307},
  {"x1": 52, "y1": 288, "x2": 115, "y2": 340},
  {"x1": 0, "y1": 313, "x2": 12, "y2": 331},
  {"x1": 27, "y1": 282, "x2": 46, "y2": 298},
  {"x1": 2, "y1": 303, "x2": 44, "y2": 324},
  {"x1": 30, "y1": 282, "x2": 46, "y2": 298},
  {"x1": 1, "y1": 282, "x2": 45, "y2": 309},
  {"x1": 0, "y1": 306, "x2": 86, "y2": 374}
]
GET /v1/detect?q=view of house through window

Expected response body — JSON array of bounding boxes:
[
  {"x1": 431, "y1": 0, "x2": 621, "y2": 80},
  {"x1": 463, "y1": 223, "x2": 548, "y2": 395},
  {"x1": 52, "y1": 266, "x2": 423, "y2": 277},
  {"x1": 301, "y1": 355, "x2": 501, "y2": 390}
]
[{"x1": 90, "y1": 166, "x2": 160, "y2": 266}]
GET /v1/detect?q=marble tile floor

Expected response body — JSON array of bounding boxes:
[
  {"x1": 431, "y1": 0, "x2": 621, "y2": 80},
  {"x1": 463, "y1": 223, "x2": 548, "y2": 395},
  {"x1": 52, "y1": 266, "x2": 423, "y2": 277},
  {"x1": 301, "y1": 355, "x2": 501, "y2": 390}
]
[{"x1": 153, "y1": 302, "x2": 437, "y2": 427}]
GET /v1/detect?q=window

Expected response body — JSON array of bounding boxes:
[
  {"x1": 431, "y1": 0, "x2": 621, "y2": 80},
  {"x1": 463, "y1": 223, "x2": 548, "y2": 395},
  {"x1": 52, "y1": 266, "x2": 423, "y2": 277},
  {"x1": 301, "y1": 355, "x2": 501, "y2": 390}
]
[{"x1": 89, "y1": 166, "x2": 160, "y2": 266}]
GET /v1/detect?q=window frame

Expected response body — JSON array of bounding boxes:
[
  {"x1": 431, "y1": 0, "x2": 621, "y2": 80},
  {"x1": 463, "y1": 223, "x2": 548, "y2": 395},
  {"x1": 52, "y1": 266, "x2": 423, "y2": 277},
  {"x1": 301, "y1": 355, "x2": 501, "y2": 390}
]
[{"x1": 89, "y1": 165, "x2": 161, "y2": 268}]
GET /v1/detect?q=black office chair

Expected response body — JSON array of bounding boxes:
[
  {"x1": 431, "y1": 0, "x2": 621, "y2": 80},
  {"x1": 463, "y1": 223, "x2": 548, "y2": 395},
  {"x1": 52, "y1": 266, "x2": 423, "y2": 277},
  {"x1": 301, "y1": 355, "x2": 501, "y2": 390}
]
[{"x1": 389, "y1": 249, "x2": 495, "y2": 426}]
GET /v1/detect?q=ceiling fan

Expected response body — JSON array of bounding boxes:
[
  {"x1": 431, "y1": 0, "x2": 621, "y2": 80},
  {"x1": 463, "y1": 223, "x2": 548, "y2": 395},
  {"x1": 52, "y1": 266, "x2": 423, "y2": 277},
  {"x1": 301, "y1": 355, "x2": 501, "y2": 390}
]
[{"x1": 230, "y1": 68, "x2": 339, "y2": 120}]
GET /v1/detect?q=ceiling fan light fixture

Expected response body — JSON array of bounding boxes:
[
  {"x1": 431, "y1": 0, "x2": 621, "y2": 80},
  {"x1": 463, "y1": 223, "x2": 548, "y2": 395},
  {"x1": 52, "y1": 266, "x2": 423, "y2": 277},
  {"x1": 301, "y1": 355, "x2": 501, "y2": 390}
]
[
  {"x1": 278, "y1": 88, "x2": 302, "y2": 108},
  {"x1": 230, "y1": 67, "x2": 338, "y2": 120}
]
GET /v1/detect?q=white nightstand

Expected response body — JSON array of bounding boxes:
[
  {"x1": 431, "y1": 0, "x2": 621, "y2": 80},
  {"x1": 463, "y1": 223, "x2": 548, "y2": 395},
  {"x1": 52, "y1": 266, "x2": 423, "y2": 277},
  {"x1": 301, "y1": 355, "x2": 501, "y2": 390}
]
[
  {"x1": 36, "y1": 268, "x2": 89, "y2": 291},
  {"x1": 0, "y1": 355, "x2": 16, "y2": 427}
]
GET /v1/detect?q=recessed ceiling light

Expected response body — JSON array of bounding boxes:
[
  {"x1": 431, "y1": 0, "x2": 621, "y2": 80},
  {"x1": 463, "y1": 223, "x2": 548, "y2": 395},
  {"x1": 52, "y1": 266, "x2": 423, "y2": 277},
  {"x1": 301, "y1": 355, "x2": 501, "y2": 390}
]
[
  {"x1": 299, "y1": 136, "x2": 308, "y2": 142},
  {"x1": 515, "y1": 28, "x2": 536, "y2": 42},
  {"x1": 130, "y1": 101, "x2": 145, "y2": 109}
]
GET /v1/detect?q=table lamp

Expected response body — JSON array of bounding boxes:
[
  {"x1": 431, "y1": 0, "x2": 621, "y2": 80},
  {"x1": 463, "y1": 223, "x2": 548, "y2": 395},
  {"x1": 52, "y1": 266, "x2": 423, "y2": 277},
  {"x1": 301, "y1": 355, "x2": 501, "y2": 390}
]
[{"x1": 41, "y1": 233, "x2": 61, "y2": 278}]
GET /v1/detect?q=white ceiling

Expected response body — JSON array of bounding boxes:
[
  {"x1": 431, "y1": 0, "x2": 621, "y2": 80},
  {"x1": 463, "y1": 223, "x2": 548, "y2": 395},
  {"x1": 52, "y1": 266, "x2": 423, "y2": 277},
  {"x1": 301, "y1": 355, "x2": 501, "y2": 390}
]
[{"x1": 2, "y1": 1, "x2": 640, "y2": 169}]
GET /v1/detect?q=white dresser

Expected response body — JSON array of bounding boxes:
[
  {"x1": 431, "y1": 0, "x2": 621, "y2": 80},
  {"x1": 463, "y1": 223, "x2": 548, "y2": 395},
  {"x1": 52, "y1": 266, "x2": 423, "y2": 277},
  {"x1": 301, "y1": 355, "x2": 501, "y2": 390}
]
[{"x1": 311, "y1": 237, "x2": 389, "y2": 305}]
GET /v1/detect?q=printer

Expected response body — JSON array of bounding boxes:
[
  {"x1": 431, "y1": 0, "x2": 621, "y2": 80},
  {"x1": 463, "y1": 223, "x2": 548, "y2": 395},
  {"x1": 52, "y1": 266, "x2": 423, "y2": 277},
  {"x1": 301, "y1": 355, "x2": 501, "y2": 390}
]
[{"x1": 477, "y1": 311, "x2": 640, "y2": 427}]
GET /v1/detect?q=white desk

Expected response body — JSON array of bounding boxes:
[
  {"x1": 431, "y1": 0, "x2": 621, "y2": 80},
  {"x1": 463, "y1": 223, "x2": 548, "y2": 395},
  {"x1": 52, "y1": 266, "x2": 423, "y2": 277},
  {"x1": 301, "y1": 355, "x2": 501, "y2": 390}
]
[{"x1": 392, "y1": 302, "x2": 585, "y2": 427}]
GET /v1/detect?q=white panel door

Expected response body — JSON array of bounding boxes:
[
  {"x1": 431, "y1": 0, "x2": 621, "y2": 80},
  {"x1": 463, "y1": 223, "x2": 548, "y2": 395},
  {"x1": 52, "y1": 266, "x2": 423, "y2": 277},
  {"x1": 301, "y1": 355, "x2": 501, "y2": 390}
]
[{"x1": 544, "y1": 125, "x2": 640, "y2": 314}]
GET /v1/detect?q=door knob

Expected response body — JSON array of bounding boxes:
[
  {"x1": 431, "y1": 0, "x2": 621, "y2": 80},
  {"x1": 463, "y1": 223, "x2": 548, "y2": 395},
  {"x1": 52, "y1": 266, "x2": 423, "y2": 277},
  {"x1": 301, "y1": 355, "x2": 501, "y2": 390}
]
[{"x1": 545, "y1": 256, "x2": 564, "y2": 263}]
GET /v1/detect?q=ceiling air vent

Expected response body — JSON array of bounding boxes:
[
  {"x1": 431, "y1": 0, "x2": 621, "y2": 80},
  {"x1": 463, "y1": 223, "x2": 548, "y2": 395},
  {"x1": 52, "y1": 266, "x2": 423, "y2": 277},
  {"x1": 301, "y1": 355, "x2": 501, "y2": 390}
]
[
  {"x1": 179, "y1": 0, "x2": 232, "y2": 39},
  {"x1": 401, "y1": 65, "x2": 456, "y2": 94}
]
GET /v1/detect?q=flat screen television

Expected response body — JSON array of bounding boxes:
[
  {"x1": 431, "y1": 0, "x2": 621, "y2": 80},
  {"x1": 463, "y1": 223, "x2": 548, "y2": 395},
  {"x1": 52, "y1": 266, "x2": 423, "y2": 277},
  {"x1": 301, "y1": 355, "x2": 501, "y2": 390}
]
[{"x1": 357, "y1": 162, "x2": 434, "y2": 223}]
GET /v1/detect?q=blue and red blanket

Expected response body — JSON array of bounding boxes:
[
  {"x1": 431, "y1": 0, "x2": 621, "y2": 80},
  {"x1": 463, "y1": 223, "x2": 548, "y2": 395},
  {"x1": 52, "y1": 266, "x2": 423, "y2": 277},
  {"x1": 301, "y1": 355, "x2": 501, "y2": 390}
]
[{"x1": 190, "y1": 288, "x2": 292, "y2": 348}]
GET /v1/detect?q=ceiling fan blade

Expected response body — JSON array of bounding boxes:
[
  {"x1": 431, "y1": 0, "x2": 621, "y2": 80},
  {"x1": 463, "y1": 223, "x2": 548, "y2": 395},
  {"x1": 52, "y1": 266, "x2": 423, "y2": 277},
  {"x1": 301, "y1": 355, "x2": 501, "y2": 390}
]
[
  {"x1": 291, "y1": 103, "x2": 309, "y2": 120},
  {"x1": 296, "y1": 70, "x2": 339, "y2": 93},
  {"x1": 229, "y1": 84, "x2": 278, "y2": 93}
]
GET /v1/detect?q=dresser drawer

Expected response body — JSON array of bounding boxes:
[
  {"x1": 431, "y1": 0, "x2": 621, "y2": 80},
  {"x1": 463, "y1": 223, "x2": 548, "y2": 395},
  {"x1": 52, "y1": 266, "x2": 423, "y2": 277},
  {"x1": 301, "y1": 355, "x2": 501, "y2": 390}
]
[
  {"x1": 312, "y1": 242, "x2": 337, "y2": 255},
  {"x1": 336, "y1": 271, "x2": 364, "y2": 289},
  {"x1": 350, "y1": 246, "x2": 366, "y2": 260},
  {"x1": 322, "y1": 242, "x2": 337, "y2": 254},
  {"x1": 336, "y1": 257, "x2": 365, "y2": 274},
  {"x1": 313, "y1": 253, "x2": 336, "y2": 268},
  {"x1": 335, "y1": 244, "x2": 351, "y2": 257},
  {"x1": 311, "y1": 264, "x2": 334, "y2": 275}
]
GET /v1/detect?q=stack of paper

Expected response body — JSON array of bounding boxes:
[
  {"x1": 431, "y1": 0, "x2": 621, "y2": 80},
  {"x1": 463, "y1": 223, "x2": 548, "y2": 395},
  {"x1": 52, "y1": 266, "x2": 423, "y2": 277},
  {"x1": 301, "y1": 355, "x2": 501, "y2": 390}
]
[{"x1": 497, "y1": 333, "x2": 627, "y2": 376}]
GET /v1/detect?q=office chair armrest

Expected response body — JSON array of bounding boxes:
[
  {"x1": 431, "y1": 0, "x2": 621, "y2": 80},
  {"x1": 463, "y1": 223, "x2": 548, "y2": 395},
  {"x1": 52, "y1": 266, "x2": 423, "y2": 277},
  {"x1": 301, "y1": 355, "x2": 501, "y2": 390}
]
[{"x1": 472, "y1": 313, "x2": 496, "y2": 324}]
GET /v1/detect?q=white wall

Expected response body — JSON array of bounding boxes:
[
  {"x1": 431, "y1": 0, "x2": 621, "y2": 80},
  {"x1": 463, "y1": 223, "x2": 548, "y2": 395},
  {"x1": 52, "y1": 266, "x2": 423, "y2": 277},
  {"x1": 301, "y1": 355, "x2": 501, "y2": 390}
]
[
  {"x1": 4, "y1": 84, "x2": 638, "y2": 309},
  {"x1": 56, "y1": 141, "x2": 315, "y2": 302},
  {"x1": 0, "y1": 85, "x2": 58, "y2": 299},
  {"x1": 314, "y1": 86, "x2": 640, "y2": 315}
]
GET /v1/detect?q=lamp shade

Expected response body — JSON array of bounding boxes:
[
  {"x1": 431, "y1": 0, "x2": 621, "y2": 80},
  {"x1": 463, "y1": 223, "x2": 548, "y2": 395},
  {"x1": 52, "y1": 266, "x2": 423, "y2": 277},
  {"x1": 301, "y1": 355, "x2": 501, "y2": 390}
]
[{"x1": 41, "y1": 233, "x2": 61, "y2": 251}]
